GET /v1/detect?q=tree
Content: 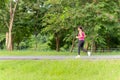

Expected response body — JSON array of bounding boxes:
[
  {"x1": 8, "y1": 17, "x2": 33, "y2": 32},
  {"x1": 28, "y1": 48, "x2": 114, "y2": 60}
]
[
  {"x1": 43, "y1": 0, "x2": 120, "y2": 52},
  {"x1": 43, "y1": 0, "x2": 65, "y2": 51},
  {"x1": 0, "y1": 0, "x2": 119, "y2": 51},
  {"x1": 0, "y1": 0, "x2": 19, "y2": 50},
  {"x1": 6, "y1": 0, "x2": 19, "y2": 50},
  {"x1": 26, "y1": 0, "x2": 47, "y2": 50},
  {"x1": 0, "y1": 0, "x2": 47, "y2": 50},
  {"x1": 77, "y1": 0, "x2": 120, "y2": 51}
]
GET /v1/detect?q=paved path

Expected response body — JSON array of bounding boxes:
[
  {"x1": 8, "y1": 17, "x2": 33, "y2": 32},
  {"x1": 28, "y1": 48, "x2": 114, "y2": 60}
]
[{"x1": 0, "y1": 55, "x2": 120, "y2": 60}]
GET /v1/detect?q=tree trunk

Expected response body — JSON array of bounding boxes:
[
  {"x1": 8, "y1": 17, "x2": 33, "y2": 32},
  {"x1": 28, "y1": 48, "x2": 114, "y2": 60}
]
[
  {"x1": 94, "y1": 42, "x2": 97, "y2": 52},
  {"x1": 7, "y1": 15, "x2": 14, "y2": 50},
  {"x1": 7, "y1": 31, "x2": 13, "y2": 50},
  {"x1": 6, "y1": 32, "x2": 9, "y2": 48},
  {"x1": 85, "y1": 42, "x2": 89, "y2": 50},
  {"x1": 55, "y1": 35, "x2": 60, "y2": 52},
  {"x1": 91, "y1": 40, "x2": 96, "y2": 52},
  {"x1": 91, "y1": 40, "x2": 94, "y2": 52},
  {"x1": 7, "y1": 0, "x2": 19, "y2": 51},
  {"x1": 70, "y1": 38, "x2": 75, "y2": 52},
  {"x1": 35, "y1": 34, "x2": 38, "y2": 50},
  {"x1": 93, "y1": 0, "x2": 96, "y2": 3},
  {"x1": 16, "y1": 42, "x2": 20, "y2": 50}
]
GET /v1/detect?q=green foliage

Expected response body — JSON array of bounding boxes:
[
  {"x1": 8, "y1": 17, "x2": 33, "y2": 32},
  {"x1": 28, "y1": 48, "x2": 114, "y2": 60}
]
[
  {"x1": 0, "y1": 0, "x2": 119, "y2": 51},
  {"x1": 47, "y1": 34, "x2": 70, "y2": 50},
  {"x1": 42, "y1": 0, "x2": 120, "y2": 51},
  {"x1": 0, "y1": 34, "x2": 5, "y2": 49},
  {"x1": 28, "y1": 34, "x2": 50, "y2": 50}
]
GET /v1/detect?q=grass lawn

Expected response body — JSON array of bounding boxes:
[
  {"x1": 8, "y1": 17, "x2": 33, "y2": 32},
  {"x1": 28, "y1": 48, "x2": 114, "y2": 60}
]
[
  {"x1": 0, "y1": 50, "x2": 120, "y2": 56},
  {"x1": 0, "y1": 50, "x2": 74, "y2": 56},
  {"x1": 0, "y1": 60, "x2": 120, "y2": 80}
]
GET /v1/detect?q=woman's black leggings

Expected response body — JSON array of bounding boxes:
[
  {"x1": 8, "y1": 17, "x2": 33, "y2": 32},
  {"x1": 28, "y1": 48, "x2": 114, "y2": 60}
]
[{"x1": 78, "y1": 40, "x2": 87, "y2": 55}]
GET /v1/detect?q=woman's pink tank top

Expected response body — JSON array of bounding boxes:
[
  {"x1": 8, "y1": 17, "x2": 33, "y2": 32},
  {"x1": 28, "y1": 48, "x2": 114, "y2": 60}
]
[{"x1": 78, "y1": 32, "x2": 85, "y2": 40}]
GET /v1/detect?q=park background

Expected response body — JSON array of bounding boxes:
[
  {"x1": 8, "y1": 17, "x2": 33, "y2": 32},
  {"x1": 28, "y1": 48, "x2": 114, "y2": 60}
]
[
  {"x1": 0, "y1": 0, "x2": 120, "y2": 80},
  {"x1": 0, "y1": 0, "x2": 119, "y2": 53}
]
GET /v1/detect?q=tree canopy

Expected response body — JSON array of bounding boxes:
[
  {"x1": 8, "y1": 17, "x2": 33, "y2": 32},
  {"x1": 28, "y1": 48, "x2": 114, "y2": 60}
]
[{"x1": 0, "y1": 0, "x2": 120, "y2": 51}]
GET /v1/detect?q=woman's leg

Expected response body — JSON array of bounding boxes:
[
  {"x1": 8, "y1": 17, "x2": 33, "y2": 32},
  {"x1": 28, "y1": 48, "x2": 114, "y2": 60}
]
[
  {"x1": 81, "y1": 40, "x2": 87, "y2": 53},
  {"x1": 78, "y1": 40, "x2": 83, "y2": 55},
  {"x1": 78, "y1": 40, "x2": 91, "y2": 56}
]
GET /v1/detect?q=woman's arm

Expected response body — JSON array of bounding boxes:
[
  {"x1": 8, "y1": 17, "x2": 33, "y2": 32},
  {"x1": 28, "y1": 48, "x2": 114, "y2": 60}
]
[
  {"x1": 84, "y1": 32, "x2": 86, "y2": 38},
  {"x1": 76, "y1": 36, "x2": 78, "y2": 38},
  {"x1": 76, "y1": 31, "x2": 82, "y2": 39},
  {"x1": 79, "y1": 31, "x2": 82, "y2": 37}
]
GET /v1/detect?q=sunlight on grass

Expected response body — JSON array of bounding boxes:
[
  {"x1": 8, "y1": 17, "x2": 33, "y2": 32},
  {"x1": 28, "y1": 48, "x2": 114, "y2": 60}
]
[
  {"x1": 0, "y1": 50, "x2": 120, "y2": 56},
  {"x1": 0, "y1": 60, "x2": 120, "y2": 80}
]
